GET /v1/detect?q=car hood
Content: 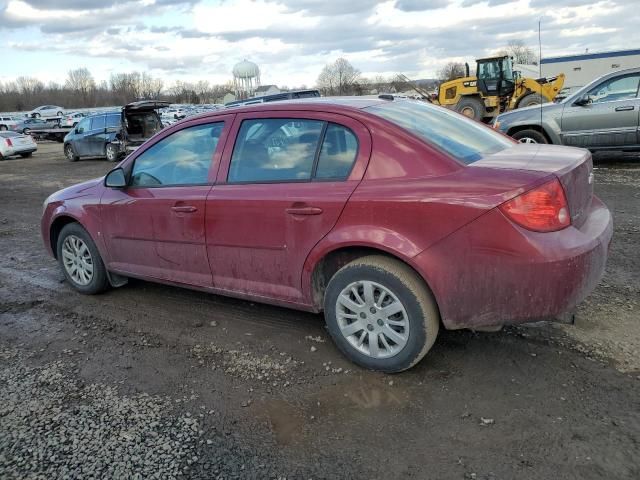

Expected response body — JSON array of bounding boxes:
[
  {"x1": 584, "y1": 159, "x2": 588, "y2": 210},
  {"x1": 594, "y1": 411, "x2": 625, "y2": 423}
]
[
  {"x1": 496, "y1": 101, "x2": 562, "y2": 122},
  {"x1": 46, "y1": 177, "x2": 103, "y2": 203}
]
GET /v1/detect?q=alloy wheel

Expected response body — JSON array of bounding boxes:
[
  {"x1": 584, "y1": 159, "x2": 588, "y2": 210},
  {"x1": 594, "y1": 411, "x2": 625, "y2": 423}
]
[
  {"x1": 61, "y1": 235, "x2": 94, "y2": 286},
  {"x1": 335, "y1": 280, "x2": 409, "y2": 359},
  {"x1": 518, "y1": 137, "x2": 538, "y2": 144}
]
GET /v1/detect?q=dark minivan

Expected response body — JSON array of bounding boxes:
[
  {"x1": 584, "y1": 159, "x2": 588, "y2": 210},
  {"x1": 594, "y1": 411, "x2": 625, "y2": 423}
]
[{"x1": 64, "y1": 101, "x2": 169, "y2": 162}]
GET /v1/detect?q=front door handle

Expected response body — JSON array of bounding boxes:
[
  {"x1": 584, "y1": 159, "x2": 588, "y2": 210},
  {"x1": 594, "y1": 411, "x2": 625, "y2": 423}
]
[
  {"x1": 171, "y1": 205, "x2": 197, "y2": 213},
  {"x1": 286, "y1": 206, "x2": 323, "y2": 216},
  {"x1": 615, "y1": 105, "x2": 635, "y2": 112}
]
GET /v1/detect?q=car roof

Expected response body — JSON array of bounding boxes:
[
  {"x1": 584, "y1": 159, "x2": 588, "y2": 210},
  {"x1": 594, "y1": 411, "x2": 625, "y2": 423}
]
[{"x1": 188, "y1": 96, "x2": 392, "y2": 120}]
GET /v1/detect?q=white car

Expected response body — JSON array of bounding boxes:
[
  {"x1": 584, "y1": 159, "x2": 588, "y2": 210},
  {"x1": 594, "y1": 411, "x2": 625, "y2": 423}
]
[
  {"x1": 0, "y1": 131, "x2": 37, "y2": 159},
  {"x1": 27, "y1": 105, "x2": 64, "y2": 118},
  {"x1": 0, "y1": 116, "x2": 19, "y2": 131},
  {"x1": 59, "y1": 112, "x2": 86, "y2": 128}
]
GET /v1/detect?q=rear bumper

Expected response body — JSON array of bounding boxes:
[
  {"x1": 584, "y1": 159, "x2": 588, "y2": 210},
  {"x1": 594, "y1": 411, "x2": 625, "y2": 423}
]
[{"x1": 413, "y1": 196, "x2": 613, "y2": 329}]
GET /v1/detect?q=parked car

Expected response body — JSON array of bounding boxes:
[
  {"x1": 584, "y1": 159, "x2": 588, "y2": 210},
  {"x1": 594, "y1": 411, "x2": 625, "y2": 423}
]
[
  {"x1": 494, "y1": 67, "x2": 640, "y2": 150},
  {"x1": 28, "y1": 105, "x2": 65, "y2": 118},
  {"x1": 224, "y1": 89, "x2": 321, "y2": 108},
  {"x1": 59, "y1": 112, "x2": 86, "y2": 128},
  {"x1": 63, "y1": 101, "x2": 168, "y2": 162},
  {"x1": 0, "y1": 116, "x2": 19, "y2": 131},
  {"x1": 11, "y1": 117, "x2": 54, "y2": 134},
  {"x1": 0, "y1": 131, "x2": 37, "y2": 159},
  {"x1": 41, "y1": 98, "x2": 612, "y2": 372}
]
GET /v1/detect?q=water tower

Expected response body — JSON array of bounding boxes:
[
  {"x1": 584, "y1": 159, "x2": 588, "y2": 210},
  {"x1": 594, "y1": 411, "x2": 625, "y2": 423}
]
[{"x1": 232, "y1": 59, "x2": 261, "y2": 99}]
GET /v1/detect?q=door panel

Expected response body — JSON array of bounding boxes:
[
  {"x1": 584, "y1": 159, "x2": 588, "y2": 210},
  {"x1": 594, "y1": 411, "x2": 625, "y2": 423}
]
[
  {"x1": 206, "y1": 111, "x2": 372, "y2": 304},
  {"x1": 100, "y1": 117, "x2": 234, "y2": 285},
  {"x1": 101, "y1": 186, "x2": 212, "y2": 285},
  {"x1": 561, "y1": 73, "x2": 640, "y2": 148}
]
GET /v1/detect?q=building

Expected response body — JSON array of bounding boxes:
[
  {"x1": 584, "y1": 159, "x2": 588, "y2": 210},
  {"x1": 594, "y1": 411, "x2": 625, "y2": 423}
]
[
  {"x1": 253, "y1": 85, "x2": 281, "y2": 98},
  {"x1": 541, "y1": 48, "x2": 640, "y2": 89}
]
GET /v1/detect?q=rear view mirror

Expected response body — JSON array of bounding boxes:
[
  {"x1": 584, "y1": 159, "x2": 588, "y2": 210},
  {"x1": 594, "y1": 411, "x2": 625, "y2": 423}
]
[
  {"x1": 574, "y1": 95, "x2": 592, "y2": 107},
  {"x1": 105, "y1": 168, "x2": 126, "y2": 188}
]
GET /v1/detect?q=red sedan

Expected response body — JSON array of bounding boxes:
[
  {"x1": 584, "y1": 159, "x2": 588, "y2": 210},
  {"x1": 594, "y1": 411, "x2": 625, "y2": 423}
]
[{"x1": 41, "y1": 98, "x2": 612, "y2": 372}]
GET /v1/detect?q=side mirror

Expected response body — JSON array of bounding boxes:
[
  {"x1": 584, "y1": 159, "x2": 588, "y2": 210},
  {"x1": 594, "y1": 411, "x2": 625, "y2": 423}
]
[
  {"x1": 105, "y1": 168, "x2": 126, "y2": 188},
  {"x1": 574, "y1": 95, "x2": 591, "y2": 106}
]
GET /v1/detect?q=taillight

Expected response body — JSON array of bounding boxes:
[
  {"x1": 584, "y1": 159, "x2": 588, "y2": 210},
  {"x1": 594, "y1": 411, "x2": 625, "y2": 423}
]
[
  {"x1": 6, "y1": 138, "x2": 12, "y2": 147},
  {"x1": 499, "y1": 178, "x2": 570, "y2": 232}
]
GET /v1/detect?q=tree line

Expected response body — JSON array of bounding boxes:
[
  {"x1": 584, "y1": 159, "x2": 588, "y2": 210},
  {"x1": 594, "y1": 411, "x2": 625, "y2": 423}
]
[{"x1": 0, "y1": 68, "x2": 237, "y2": 112}]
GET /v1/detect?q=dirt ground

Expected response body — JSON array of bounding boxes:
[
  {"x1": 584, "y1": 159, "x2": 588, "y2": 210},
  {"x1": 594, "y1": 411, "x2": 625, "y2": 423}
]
[{"x1": 1, "y1": 143, "x2": 638, "y2": 480}]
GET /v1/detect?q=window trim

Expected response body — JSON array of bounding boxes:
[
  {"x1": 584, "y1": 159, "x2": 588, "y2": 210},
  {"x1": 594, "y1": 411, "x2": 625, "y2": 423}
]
[
  {"x1": 586, "y1": 73, "x2": 640, "y2": 104},
  {"x1": 226, "y1": 118, "x2": 359, "y2": 185},
  {"x1": 127, "y1": 121, "x2": 225, "y2": 189}
]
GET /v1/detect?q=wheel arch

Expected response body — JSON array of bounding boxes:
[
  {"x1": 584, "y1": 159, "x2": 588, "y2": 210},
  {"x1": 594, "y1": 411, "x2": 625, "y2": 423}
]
[
  {"x1": 49, "y1": 214, "x2": 82, "y2": 259},
  {"x1": 305, "y1": 244, "x2": 440, "y2": 317},
  {"x1": 506, "y1": 124, "x2": 553, "y2": 143}
]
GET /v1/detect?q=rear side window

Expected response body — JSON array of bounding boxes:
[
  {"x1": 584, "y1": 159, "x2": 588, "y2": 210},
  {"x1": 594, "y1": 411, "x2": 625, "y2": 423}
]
[
  {"x1": 366, "y1": 100, "x2": 512, "y2": 164},
  {"x1": 228, "y1": 119, "x2": 358, "y2": 183},
  {"x1": 315, "y1": 124, "x2": 358, "y2": 179},
  {"x1": 90, "y1": 115, "x2": 106, "y2": 130},
  {"x1": 106, "y1": 115, "x2": 120, "y2": 128},
  {"x1": 228, "y1": 119, "x2": 324, "y2": 183},
  {"x1": 130, "y1": 122, "x2": 224, "y2": 187}
]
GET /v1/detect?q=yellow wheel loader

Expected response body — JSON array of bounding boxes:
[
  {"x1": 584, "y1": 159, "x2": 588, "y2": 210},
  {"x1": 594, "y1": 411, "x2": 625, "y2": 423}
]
[{"x1": 435, "y1": 56, "x2": 565, "y2": 122}]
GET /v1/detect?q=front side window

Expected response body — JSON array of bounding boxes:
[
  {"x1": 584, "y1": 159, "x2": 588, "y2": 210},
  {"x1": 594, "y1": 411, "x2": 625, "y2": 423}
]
[
  {"x1": 90, "y1": 116, "x2": 106, "y2": 130},
  {"x1": 130, "y1": 122, "x2": 224, "y2": 187},
  {"x1": 228, "y1": 119, "x2": 324, "y2": 183},
  {"x1": 367, "y1": 100, "x2": 512, "y2": 164},
  {"x1": 587, "y1": 74, "x2": 640, "y2": 104},
  {"x1": 76, "y1": 118, "x2": 90, "y2": 132}
]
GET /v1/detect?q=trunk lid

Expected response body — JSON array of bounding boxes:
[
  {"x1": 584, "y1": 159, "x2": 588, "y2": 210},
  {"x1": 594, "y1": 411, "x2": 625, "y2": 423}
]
[{"x1": 472, "y1": 144, "x2": 594, "y2": 228}]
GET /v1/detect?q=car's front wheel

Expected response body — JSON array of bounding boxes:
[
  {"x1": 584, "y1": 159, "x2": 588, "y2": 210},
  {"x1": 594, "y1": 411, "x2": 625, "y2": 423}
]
[
  {"x1": 65, "y1": 144, "x2": 79, "y2": 162},
  {"x1": 33, "y1": 113, "x2": 40, "y2": 118},
  {"x1": 0, "y1": 125, "x2": 7, "y2": 131},
  {"x1": 56, "y1": 223, "x2": 109, "y2": 294},
  {"x1": 512, "y1": 129, "x2": 548, "y2": 144},
  {"x1": 324, "y1": 255, "x2": 440, "y2": 373}
]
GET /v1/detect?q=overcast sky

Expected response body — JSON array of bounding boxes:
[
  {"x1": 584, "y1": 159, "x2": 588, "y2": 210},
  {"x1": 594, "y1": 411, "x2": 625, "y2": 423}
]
[{"x1": 1, "y1": 0, "x2": 638, "y2": 87}]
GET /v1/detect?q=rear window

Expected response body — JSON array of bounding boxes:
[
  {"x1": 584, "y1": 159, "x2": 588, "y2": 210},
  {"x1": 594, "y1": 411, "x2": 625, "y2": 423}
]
[
  {"x1": 366, "y1": 100, "x2": 512, "y2": 164},
  {"x1": 90, "y1": 115, "x2": 106, "y2": 130},
  {"x1": 106, "y1": 114, "x2": 121, "y2": 127}
]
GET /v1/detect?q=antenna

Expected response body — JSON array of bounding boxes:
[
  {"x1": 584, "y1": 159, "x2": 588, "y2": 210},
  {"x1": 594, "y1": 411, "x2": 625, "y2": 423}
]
[{"x1": 538, "y1": 18, "x2": 543, "y2": 135}]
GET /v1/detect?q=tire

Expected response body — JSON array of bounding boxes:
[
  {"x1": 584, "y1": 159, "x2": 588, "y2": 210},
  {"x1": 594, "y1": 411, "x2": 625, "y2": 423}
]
[
  {"x1": 0, "y1": 125, "x2": 7, "y2": 131},
  {"x1": 57, "y1": 111, "x2": 63, "y2": 117},
  {"x1": 33, "y1": 113, "x2": 40, "y2": 118},
  {"x1": 517, "y1": 93, "x2": 545, "y2": 108},
  {"x1": 19, "y1": 152, "x2": 32, "y2": 158},
  {"x1": 324, "y1": 255, "x2": 440, "y2": 373},
  {"x1": 65, "y1": 144, "x2": 79, "y2": 162},
  {"x1": 56, "y1": 223, "x2": 109, "y2": 295},
  {"x1": 105, "y1": 143, "x2": 119, "y2": 162},
  {"x1": 512, "y1": 129, "x2": 548, "y2": 144},
  {"x1": 23, "y1": 128, "x2": 31, "y2": 135},
  {"x1": 454, "y1": 96, "x2": 485, "y2": 121}
]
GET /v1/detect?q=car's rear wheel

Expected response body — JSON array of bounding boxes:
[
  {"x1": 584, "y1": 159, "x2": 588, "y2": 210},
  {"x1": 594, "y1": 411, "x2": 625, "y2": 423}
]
[
  {"x1": 57, "y1": 111, "x2": 63, "y2": 117},
  {"x1": 0, "y1": 125, "x2": 7, "y2": 131},
  {"x1": 65, "y1": 144, "x2": 79, "y2": 162},
  {"x1": 56, "y1": 223, "x2": 109, "y2": 295},
  {"x1": 23, "y1": 128, "x2": 31, "y2": 135},
  {"x1": 512, "y1": 129, "x2": 548, "y2": 144},
  {"x1": 324, "y1": 255, "x2": 440, "y2": 373},
  {"x1": 105, "y1": 143, "x2": 119, "y2": 162}
]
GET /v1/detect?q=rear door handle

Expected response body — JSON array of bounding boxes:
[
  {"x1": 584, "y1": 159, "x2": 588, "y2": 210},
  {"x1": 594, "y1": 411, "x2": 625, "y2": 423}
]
[
  {"x1": 171, "y1": 205, "x2": 197, "y2": 213},
  {"x1": 285, "y1": 206, "x2": 323, "y2": 216},
  {"x1": 615, "y1": 105, "x2": 634, "y2": 112}
]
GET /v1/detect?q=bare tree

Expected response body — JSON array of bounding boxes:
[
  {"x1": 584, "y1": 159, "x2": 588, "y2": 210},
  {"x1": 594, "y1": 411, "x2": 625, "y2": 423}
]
[
  {"x1": 66, "y1": 68, "x2": 96, "y2": 106},
  {"x1": 437, "y1": 62, "x2": 466, "y2": 82},
  {"x1": 497, "y1": 40, "x2": 538, "y2": 65},
  {"x1": 316, "y1": 58, "x2": 361, "y2": 96}
]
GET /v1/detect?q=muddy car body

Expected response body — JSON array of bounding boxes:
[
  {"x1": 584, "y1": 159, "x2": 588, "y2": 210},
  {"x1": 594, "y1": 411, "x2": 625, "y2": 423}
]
[{"x1": 41, "y1": 98, "x2": 612, "y2": 372}]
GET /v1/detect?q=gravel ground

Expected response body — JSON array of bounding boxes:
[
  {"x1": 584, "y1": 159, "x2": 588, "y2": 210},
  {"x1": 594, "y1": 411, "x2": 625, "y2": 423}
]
[{"x1": 0, "y1": 144, "x2": 639, "y2": 479}]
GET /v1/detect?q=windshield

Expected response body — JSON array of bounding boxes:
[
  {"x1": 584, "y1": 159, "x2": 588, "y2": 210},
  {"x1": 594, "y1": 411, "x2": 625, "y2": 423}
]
[{"x1": 366, "y1": 100, "x2": 513, "y2": 164}]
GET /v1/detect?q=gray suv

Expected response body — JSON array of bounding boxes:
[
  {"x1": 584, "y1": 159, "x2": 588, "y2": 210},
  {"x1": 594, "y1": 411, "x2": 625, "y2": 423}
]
[{"x1": 495, "y1": 67, "x2": 640, "y2": 151}]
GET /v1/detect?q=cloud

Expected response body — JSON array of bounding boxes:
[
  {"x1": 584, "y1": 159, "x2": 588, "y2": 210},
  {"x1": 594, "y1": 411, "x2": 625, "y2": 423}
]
[{"x1": 395, "y1": 0, "x2": 450, "y2": 11}]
